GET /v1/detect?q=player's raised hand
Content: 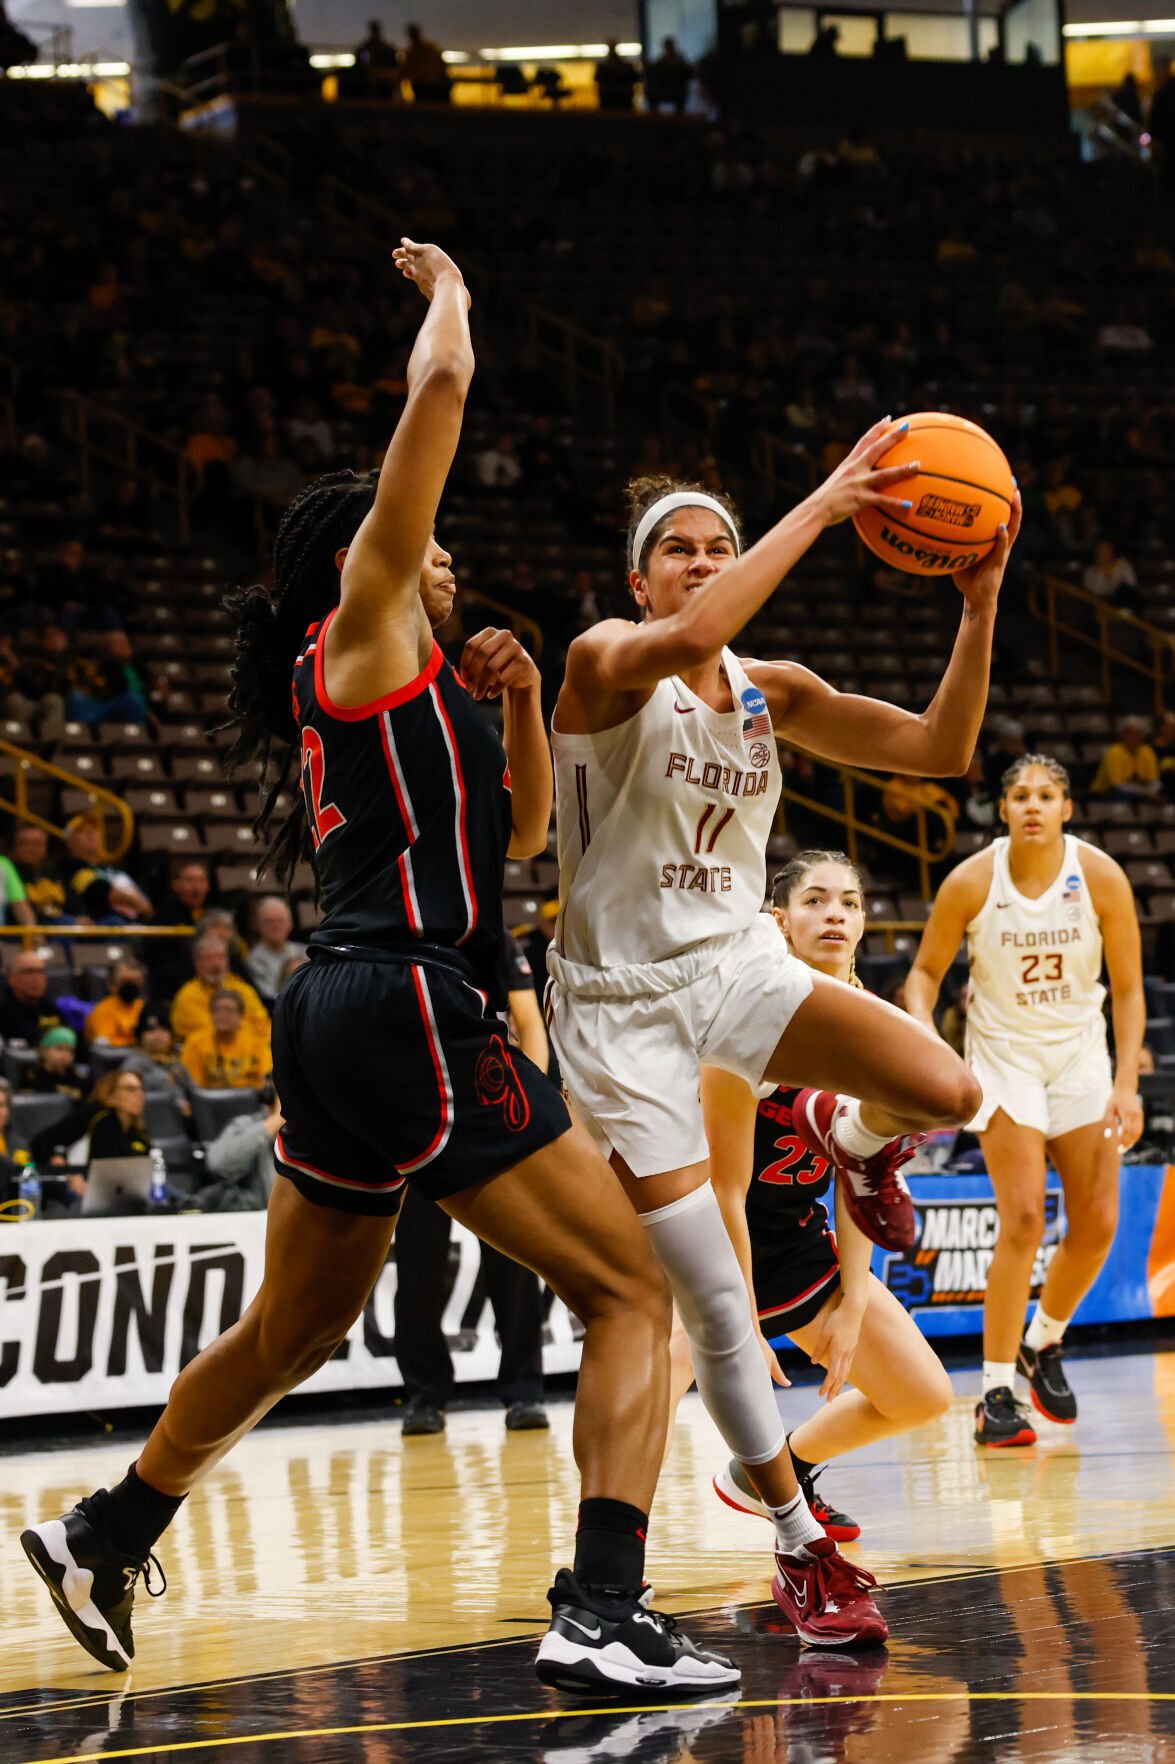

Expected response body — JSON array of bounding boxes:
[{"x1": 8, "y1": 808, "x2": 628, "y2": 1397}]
[
  {"x1": 460, "y1": 627, "x2": 540, "y2": 700},
  {"x1": 952, "y1": 487, "x2": 1022, "y2": 612},
  {"x1": 812, "y1": 416, "x2": 921, "y2": 528},
  {"x1": 392, "y1": 238, "x2": 470, "y2": 308}
]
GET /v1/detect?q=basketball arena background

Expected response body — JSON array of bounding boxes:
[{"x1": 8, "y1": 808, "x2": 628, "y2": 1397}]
[{"x1": 2, "y1": 0, "x2": 1175, "y2": 1422}]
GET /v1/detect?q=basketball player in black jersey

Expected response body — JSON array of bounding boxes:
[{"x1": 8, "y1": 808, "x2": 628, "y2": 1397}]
[
  {"x1": 668, "y1": 854, "x2": 952, "y2": 1592},
  {"x1": 20, "y1": 241, "x2": 736, "y2": 1699}
]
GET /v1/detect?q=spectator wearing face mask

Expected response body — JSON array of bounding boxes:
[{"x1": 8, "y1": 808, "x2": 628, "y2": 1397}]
[
  {"x1": 84, "y1": 958, "x2": 149, "y2": 1046},
  {"x1": 25, "y1": 1026, "x2": 87, "y2": 1100}
]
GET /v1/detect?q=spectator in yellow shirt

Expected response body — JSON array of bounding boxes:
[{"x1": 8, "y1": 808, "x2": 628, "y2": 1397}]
[
  {"x1": 171, "y1": 929, "x2": 270, "y2": 1046},
  {"x1": 85, "y1": 958, "x2": 148, "y2": 1046},
  {"x1": 1091, "y1": 716, "x2": 1162, "y2": 799},
  {"x1": 181, "y1": 991, "x2": 272, "y2": 1091}
]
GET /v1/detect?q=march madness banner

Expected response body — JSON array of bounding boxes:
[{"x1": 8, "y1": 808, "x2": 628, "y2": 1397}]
[
  {"x1": 0, "y1": 1213, "x2": 584, "y2": 1422},
  {"x1": 868, "y1": 1165, "x2": 1175, "y2": 1338}
]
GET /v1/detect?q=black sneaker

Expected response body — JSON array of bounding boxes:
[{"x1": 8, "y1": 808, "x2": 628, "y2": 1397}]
[
  {"x1": 535, "y1": 1568, "x2": 740, "y2": 1696},
  {"x1": 401, "y1": 1398, "x2": 446, "y2": 1436},
  {"x1": 1017, "y1": 1340, "x2": 1077, "y2": 1424},
  {"x1": 505, "y1": 1400, "x2": 550, "y2": 1431},
  {"x1": 974, "y1": 1385, "x2": 1037, "y2": 1448},
  {"x1": 20, "y1": 1497, "x2": 166, "y2": 1671}
]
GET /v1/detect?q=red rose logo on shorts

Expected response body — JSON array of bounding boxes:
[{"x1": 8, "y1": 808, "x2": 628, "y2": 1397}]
[{"x1": 474, "y1": 1034, "x2": 532, "y2": 1132}]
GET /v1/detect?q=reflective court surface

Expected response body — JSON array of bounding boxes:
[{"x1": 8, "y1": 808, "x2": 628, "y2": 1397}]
[{"x1": 5, "y1": 1346, "x2": 1175, "y2": 1762}]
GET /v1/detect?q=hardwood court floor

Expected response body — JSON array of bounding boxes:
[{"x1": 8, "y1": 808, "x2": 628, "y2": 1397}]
[{"x1": 5, "y1": 1346, "x2": 1175, "y2": 1762}]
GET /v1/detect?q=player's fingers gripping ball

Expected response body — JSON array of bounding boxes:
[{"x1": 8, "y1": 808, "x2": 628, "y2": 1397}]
[{"x1": 854, "y1": 412, "x2": 1014, "y2": 577}]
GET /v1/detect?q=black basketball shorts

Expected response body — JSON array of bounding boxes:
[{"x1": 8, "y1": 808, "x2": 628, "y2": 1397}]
[
  {"x1": 272, "y1": 950, "x2": 571, "y2": 1217},
  {"x1": 754, "y1": 1210, "x2": 841, "y2": 1340}
]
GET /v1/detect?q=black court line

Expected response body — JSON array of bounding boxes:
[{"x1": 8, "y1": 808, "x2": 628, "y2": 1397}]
[{"x1": 10, "y1": 1545, "x2": 1175, "y2": 1762}]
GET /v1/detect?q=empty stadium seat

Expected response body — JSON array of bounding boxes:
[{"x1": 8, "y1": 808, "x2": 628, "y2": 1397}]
[{"x1": 190, "y1": 1087, "x2": 262, "y2": 1141}]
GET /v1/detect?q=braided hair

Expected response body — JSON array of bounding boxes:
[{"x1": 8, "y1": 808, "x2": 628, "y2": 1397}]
[
  {"x1": 1000, "y1": 752, "x2": 1071, "y2": 799},
  {"x1": 771, "y1": 848, "x2": 866, "y2": 988},
  {"x1": 222, "y1": 470, "x2": 378, "y2": 883}
]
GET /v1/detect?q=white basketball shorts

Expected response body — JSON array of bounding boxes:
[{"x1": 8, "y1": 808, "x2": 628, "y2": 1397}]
[
  {"x1": 966, "y1": 1018, "x2": 1113, "y2": 1141},
  {"x1": 545, "y1": 915, "x2": 814, "y2": 1177}
]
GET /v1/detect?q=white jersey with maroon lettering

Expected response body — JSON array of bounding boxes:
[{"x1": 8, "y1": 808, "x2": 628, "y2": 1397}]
[
  {"x1": 551, "y1": 648, "x2": 781, "y2": 970},
  {"x1": 965, "y1": 833, "x2": 1105, "y2": 1049}
]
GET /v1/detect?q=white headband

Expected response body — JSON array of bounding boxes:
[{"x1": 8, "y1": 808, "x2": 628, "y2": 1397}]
[{"x1": 631, "y1": 491, "x2": 740, "y2": 574}]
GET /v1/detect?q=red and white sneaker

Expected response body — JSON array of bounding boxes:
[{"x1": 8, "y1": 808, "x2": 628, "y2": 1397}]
[
  {"x1": 790, "y1": 1089, "x2": 920, "y2": 1252},
  {"x1": 713, "y1": 1458, "x2": 862, "y2": 1543},
  {"x1": 772, "y1": 1536, "x2": 888, "y2": 1648}
]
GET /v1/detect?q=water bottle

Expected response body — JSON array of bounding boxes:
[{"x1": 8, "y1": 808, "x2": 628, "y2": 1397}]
[
  {"x1": 17, "y1": 1162, "x2": 41, "y2": 1221},
  {"x1": 148, "y1": 1147, "x2": 168, "y2": 1212}
]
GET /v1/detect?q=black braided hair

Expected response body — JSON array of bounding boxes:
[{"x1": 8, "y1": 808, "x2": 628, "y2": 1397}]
[
  {"x1": 222, "y1": 469, "x2": 377, "y2": 883},
  {"x1": 1000, "y1": 752, "x2": 1071, "y2": 799}
]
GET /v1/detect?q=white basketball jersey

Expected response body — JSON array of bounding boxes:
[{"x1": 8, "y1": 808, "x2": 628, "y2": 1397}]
[
  {"x1": 965, "y1": 834, "x2": 1105, "y2": 1047},
  {"x1": 551, "y1": 650, "x2": 781, "y2": 969}
]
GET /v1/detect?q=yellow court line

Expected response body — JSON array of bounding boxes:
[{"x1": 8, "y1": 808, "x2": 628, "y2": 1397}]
[
  {"x1": 7, "y1": 1541, "x2": 1169, "y2": 1729},
  {"x1": 19, "y1": 1692, "x2": 1175, "y2": 1764}
]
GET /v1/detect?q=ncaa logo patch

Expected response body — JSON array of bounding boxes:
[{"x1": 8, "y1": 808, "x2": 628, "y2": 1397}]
[
  {"x1": 1065, "y1": 873, "x2": 1081, "y2": 892},
  {"x1": 741, "y1": 686, "x2": 772, "y2": 747}
]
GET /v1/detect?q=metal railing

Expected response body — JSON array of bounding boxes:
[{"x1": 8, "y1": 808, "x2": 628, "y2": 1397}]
[
  {"x1": 751, "y1": 430, "x2": 817, "y2": 507},
  {"x1": 661, "y1": 381, "x2": 718, "y2": 461},
  {"x1": 59, "y1": 392, "x2": 192, "y2": 546},
  {"x1": 0, "y1": 924, "x2": 193, "y2": 941},
  {"x1": 0, "y1": 737, "x2": 135, "y2": 862},
  {"x1": 317, "y1": 173, "x2": 400, "y2": 247},
  {"x1": 523, "y1": 306, "x2": 624, "y2": 431},
  {"x1": 459, "y1": 589, "x2": 543, "y2": 658},
  {"x1": 1029, "y1": 573, "x2": 1175, "y2": 717},
  {"x1": 776, "y1": 755, "x2": 958, "y2": 899}
]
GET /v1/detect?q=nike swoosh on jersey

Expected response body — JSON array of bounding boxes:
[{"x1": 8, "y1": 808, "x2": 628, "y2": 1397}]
[
  {"x1": 995, "y1": 901, "x2": 1012, "y2": 908},
  {"x1": 674, "y1": 703, "x2": 696, "y2": 714}
]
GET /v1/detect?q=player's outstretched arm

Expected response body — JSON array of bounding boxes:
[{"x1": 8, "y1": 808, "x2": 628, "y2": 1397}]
[
  {"x1": 566, "y1": 418, "x2": 919, "y2": 699},
  {"x1": 752, "y1": 490, "x2": 1022, "y2": 777},
  {"x1": 332, "y1": 241, "x2": 474, "y2": 668},
  {"x1": 904, "y1": 857, "x2": 990, "y2": 1032},
  {"x1": 1088, "y1": 851, "x2": 1146, "y2": 1148}
]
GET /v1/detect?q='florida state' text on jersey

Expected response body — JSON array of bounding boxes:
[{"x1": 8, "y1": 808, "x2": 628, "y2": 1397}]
[
  {"x1": 292, "y1": 608, "x2": 513, "y2": 999},
  {"x1": 551, "y1": 649, "x2": 781, "y2": 969},
  {"x1": 965, "y1": 833, "x2": 1105, "y2": 1047}
]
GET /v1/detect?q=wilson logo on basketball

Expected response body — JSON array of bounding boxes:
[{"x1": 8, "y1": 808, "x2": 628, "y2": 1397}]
[
  {"x1": 915, "y1": 492, "x2": 981, "y2": 530},
  {"x1": 878, "y1": 525, "x2": 979, "y2": 572},
  {"x1": 474, "y1": 1035, "x2": 532, "y2": 1132}
]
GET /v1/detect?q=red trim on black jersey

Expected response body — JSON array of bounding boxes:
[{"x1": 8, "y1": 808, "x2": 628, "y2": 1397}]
[
  {"x1": 313, "y1": 606, "x2": 445, "y2": 722},
  {"x1": 377, "y1": 709, "x2": 423, "y2": 935},
  {"x1": 275, "y1": 1130, "x2": 407, "y2": 1196},
  {"x1": 429, "y1": 680, "x2": 478, "y2": 945},
  {"x1": 397, "y1": 966, "x2": 456, "y2": 1173}
]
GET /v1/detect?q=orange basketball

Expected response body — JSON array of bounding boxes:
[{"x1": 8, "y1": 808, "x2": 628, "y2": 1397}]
[{"x1": 852, "y1": 412, "x2": 1014, "y2": 577}]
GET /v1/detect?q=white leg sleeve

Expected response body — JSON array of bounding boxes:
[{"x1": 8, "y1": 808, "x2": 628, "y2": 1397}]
[{"x1": 640, "y1": 1182, "x2": 786, "y2": 1466}]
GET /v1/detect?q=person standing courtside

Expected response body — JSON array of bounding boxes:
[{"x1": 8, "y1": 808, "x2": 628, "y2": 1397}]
[
  {"x1": 395, "y1": 937, "x2": 551, "y2": 1434},
  {"x1": 906, "y1": 754, "x2": 1144, "y2": 1444}
]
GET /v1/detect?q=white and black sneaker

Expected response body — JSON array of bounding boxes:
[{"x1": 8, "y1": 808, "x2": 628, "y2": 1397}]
[
  {"x1": 21, "y1": 1497, "x2": 166, "y2": 1671},
  {"x1": 536, "y1": 1568, "x2": 740, "y2": 1696}
]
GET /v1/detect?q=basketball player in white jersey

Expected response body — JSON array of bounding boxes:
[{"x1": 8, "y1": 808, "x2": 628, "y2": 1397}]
[
  {"x1": 547, "y1": 419, "x2": 1022, "y2": 1642},
  {"x1": 906, "y1": 754, "x2": 1144, "y2": 1446}
]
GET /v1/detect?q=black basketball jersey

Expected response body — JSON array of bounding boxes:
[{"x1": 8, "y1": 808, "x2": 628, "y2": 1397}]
[
  {"x1": 292, "y1": 609, "x2": 513, "y2": 1000},
  {"x1": 745, "y1": 1086, "x2": 835, "y2": 1255}
]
